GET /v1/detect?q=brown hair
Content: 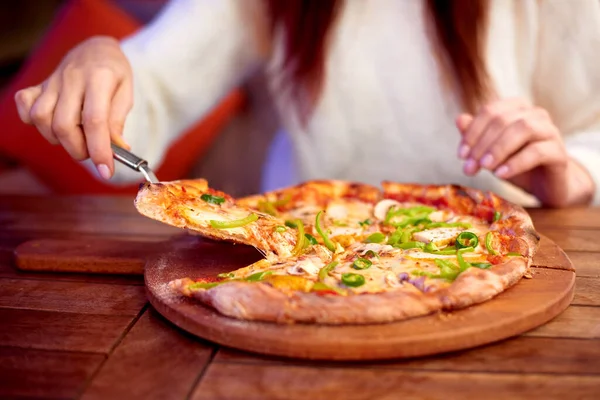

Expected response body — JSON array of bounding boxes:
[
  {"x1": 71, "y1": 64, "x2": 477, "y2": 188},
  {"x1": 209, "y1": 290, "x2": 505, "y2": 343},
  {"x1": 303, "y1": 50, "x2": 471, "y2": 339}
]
[{"x1": 264, "y1": 0, "x2": 491, "y2": 118}]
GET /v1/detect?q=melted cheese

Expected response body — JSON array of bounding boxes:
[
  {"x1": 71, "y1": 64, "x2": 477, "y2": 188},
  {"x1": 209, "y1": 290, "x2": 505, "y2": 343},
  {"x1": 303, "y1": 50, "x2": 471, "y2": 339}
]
[{"x1": 413, "y1": 227, "x2": 464, "y2": 246}]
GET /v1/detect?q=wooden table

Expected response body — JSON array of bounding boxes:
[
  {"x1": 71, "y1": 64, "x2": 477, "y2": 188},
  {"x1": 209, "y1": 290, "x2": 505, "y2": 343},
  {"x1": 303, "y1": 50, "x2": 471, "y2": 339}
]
[{"x1": 1, "y1": 195, "x2": 599, "y2": 399}]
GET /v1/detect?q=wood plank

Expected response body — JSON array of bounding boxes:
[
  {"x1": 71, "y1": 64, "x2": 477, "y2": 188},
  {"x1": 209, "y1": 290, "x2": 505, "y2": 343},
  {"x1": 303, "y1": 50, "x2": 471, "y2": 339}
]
[
  {"x1": 528, "y1": 207, "x2": 600, "y2": 229},
  {"x1": 0, "y1": 194, "x2": 136, "y2": 215},
  {"x1": 539, "y1": 229, "x2": 600, "y2": 252},
  {"x1": 191, "y1": 364, "x2": 600, "y2": 400},
  {"x1": 0, "y1": 308, "x2": 135, "y2": 353},
  {"x1": 0, "y1": 346, "x2": 103, "y2": 399},
  {"x1": 0, "y1": 278, "x2": 147, "y2": 315},
  {"x1": 566, "y1": 251, "x2": 600, "y2": 278},
  {"x1": 572, "y1": 277, "x2": 600, "y2": 306},
  {"x1": 82, "y1": 309, "x2": 214, "y2": 400},
  {"x1": 0, "y1": 211, "x2": 178, "y2": 237},
  {"x1": 216, "y1": 336, "x2": 600, "y2": 375},
  {"x1": 525, "y1": 305, "x2": 600, "y2": 339}
]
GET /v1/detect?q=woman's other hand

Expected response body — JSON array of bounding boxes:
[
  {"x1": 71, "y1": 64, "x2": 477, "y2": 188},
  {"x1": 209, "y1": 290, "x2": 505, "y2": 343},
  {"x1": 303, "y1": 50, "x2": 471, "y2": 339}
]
[
  {"x1": 14, "y1": 36, "x2": 133, "y2": 180},
  {"x1": 456, "y1": 98, "x2": 595, "y2": 207}
]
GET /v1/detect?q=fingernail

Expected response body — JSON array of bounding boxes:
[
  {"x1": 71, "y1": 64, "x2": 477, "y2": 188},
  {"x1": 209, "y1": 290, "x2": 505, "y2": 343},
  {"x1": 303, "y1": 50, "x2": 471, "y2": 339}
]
[
  {"x1": 495, "y1": 165, "x2": 509, "y2": 178},
  {"x1": 97, "y1": 164, "x2": 111, "y2": 180},
  {"x1": 458, "y1": 144, "x2": 470, "y2": 159},
  {"x1": 464, "y1": 158, "x2": 478, "y2": 176},
  {"x1": 480, "y1": 153, "x2": 494, "y2": 169}
]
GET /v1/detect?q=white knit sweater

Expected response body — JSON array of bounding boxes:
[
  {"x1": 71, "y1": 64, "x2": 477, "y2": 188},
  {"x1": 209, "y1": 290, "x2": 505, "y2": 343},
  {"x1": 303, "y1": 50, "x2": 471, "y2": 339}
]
[{"x1": 101, "y1": 0, "x2": 600, "y2": 206}]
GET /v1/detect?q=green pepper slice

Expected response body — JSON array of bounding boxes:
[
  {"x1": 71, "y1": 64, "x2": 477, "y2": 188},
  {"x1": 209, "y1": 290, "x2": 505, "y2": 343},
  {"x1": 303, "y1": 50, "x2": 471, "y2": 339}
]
[
  {"x1": 245, "y1": 271, "x2": 273, "y2": 282},
  {"x1": 352, "y1": 258, "x2": 372, "y2": 270},
  {"x1": 456, "y1": 231, "x2": 479, "y2": 249},
  {"x1": 217, "y1": 272, "x2": 235, "y2": 279},
  {"x1": 258, "y1": 201, "x2": 278, "y2": 216},
  {"x1": 318, "y1": 261, "x2": 338, "y2": 281},
  {"x1": 311, "y1": 281, "x2": 345, "y2": 295},
  {"x1": 471, "y1": 262, "x2": 492, "y2": 269},
  {"x1": 365, "y1": 232, "x2": 386, "y2": 244},
  {"x1": 315, "y1": 211, "x2": 337, "y2": 252},
  {"x1": 273, "y1": 225, "x2": 286, "y2": 233},
  {"x1": 456, "y1": 248, "x2": 471, "y2": 272},
  {"x1": 341, "y1": 273, "x2": 365, "y2": 287},
  {"x1": 485, "y1": 232, "x2": 498, "y2": 255},
  {"x1": 285, "y1": 220, "x2": 298, "y2": 229},
  {"x1": 200, "y1": 193, "x2": 225, "y2": 205},
  {"x1": 493, "y1": 211, "x2": 502, "y2": 222},
  {"x1": 292, "y1": 219, "x2": 306, "y2": 256},
  {"x1": 210, "y1": 213, "x2": 258, "y2": 229},
  {"x1": 358, "y1": 219, "x2": 372, "y2": 227},
  {"x1": 396, "y1": 241, "x2": 425, "y2": 250},
  {"x1": 364, "y1": 250, "x2": 379, "y2": 259},
  {"x1": 189, "y1": 281, "x2": 221, "y2": 290},
  {"x1": 434, "y1": 259, "x2": 460, "y2": 281},
  {"x1": 304, "y1": 233, "x2": 318, "y2": 246}
]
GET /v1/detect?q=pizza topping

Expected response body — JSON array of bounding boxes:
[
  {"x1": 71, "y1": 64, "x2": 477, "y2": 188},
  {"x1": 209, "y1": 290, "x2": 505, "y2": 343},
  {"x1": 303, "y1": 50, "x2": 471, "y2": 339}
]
[
  {"x1": 292, "y1": 219, "x2": 306, "y2": 256},
  {"x1": 413, "y1": 227, "x2": 463, "y2": 247},
  {"x1": 357, "y1": 243, "x2": 396, "y2": 255},
  {"x1": 384, "y1": 272, "x2": 403, "y2": 288},
  {"x1": 493, "y1": 211, "x2": 502, "y2": 222},
  {"x1": 287, "y1": 257, "x2": 322, "y2": 276},
  {"x1": 485, "y1": 232, "x2": 498, "y2": 255},
  {"x1": 315, "y1": 211, "x2": 337, "y2": 252},
  {"x1": 246, "y1": 271, "x2": 273, "y2": 281},
  {"x1": 373, "y1": 199, "x2": 401, "y2": 221},
  {"x1": 200, "y1": 193, "x2": 225, "y2": 205},
  {"x1": 456, "y1": 231, "x2": 479, "y2": 249},
  {"x1": 318, "y1": 261, "x2": 339, "y2": 281},
  {"x1": 408, "y1": 276, "x2": 426, "y2": 291},
  {"x1": 274, "y1": 225, "x2": 287, "y2": 233},
  {"x1": 304, "y1": 233, "x2": 318, "y2": 246},
  {"x1": 209, "y1": 213, "x2": 258, "y2": 229},
  {"x1": 341, "y1": 273, "x2": 366, "y2": 287},
  {"x1": 359, "y1": 219, "x2": 372, "y2": 227},
  {"x1": 365, "y1": 232, "x2": 386, "y2": 244},
  {"x1": 364, "y1": 250, "x2": 379, "y2": 259},
  {"x1": 352, "y1": 258, "x2": 372, "y2": 270}
]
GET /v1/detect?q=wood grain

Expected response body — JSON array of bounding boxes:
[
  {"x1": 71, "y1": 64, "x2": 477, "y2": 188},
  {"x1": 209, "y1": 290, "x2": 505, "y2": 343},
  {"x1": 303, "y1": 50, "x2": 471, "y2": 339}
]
[
  {"x1": 0, "y1": 211, "x2": 178, "y2": 237},
  {"x1": 566, "y1": 251, "x2": 600, "y2": 278},
  {"x1": 525, "y1": 305, "x2": 600, "y2": 339},
  {"x1": 0, "y1": 278, "x2": 147, "y2": 315},
  {"x1": 14, "y1": 238, "x2": 151, "y2": 275},
  {"x1": 0, "y1": 346, "x2": 103, "y2": 399},
  {"x1": 0, "y1": 195, "x2": 136, "y2": 215},
  {"x1": 82, "y1": 309, "x2": 214, "y2": 400},
  {"x1": 539, "y1": 229, "x2": 600, "y2": 252},
  {"x1": 191, "y1": 363, "x2": 600, "y2": 400},
  {"x1": 573, "y1": 277, "x2": 600, "y2": 306},
  {"x1": 528, "y1": 207, "x2": 600, "y2": 229},
  {"x1": 0, "y1": 308, "x2": 136, "y2": 353},
  {"x1": 215, "y1": 336, "x2": 600, "y2": 375}
]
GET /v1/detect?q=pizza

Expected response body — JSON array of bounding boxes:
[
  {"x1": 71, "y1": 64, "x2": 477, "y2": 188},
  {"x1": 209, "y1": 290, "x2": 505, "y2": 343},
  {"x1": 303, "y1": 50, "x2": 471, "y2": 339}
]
[{"x1": 135, "y1": 179, "x2": 540, "y2": 325}]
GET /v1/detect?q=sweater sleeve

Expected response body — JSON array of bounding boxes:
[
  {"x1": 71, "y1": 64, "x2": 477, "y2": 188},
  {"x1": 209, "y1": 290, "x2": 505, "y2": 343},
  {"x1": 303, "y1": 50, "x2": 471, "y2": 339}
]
[
  {"x1": 100, "y1": 0, "x2": 265, "y2": 183},
  {"x1": 532, "y1": 0, "x2": 600, "y2": 205}
]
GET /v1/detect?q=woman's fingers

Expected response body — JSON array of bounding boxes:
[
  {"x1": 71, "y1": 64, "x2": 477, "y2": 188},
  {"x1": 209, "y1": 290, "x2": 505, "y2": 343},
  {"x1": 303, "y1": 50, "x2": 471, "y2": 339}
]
[
  {"x1": 14, "y1": 85, "x2": 43, "y2": 125},
  {"x1": 494, "y1": 140, "x2": 566, "y2": 179},
  {"x1": 52, "y1": 69, "x2": 88, "y2": 160},
  {"x1": 28, "y1": 79, "x2": 60, "y2": 145},
  {"x1": 460, "y1": 98, "x2": 529, "y2": 158},
  {"x1": 108, "y1": 80, "x2": 133, "y2": 150},
  {"x1": 82, "y1": 69, "x2": 119, "y2": 179}
]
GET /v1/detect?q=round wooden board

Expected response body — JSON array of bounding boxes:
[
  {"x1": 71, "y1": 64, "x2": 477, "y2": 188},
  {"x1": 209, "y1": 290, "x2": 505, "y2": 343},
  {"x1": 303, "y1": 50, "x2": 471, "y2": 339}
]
[{"x1": 145, "y1": 234, "x2": 575, "y2": 361}]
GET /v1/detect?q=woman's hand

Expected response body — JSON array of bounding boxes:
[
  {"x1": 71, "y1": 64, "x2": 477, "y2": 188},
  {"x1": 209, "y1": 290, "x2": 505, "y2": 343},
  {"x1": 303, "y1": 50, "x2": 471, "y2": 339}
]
[
  {"x1": 14, "y1": 36, "x2": 133, "y2": 180},
  {"x1": 456, "y1": 98, "x2": 595, "y2": 207}
]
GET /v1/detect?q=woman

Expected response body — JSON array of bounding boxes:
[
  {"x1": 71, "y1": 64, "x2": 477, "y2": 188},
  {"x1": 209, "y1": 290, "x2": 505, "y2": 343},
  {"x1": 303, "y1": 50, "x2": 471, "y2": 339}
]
[{"x1": 13, "y1": 0, "x2": 600, "y2": 207}]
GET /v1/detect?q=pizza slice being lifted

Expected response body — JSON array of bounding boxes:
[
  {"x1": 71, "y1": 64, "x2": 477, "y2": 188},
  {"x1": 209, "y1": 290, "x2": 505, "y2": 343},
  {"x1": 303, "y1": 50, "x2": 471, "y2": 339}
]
[{"x1": 135, "y1": 179, "x2": 540, "y2": 325}]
